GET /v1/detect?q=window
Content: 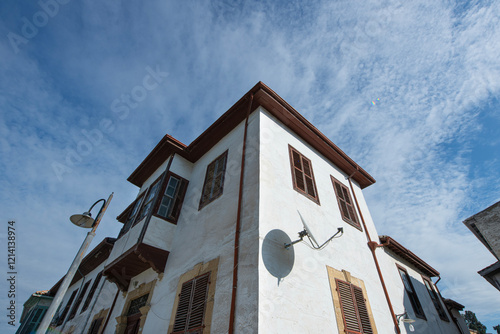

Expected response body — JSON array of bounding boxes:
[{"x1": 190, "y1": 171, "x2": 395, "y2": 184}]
[
  {"x1": 199, "y1": 151, "x2": 228, "y2": 209},
  {"x1": 168, "y1": 258, "x2": 219, "y2": 334},
  {"x1": 120, "y1": 194, "x2": 145, "y2": 237},
  {"x1": 155, "y1": 173, "x2": 188, "y2": 222},
  {"x1": 172, "y1": 273, "x2": 210, "y2": 334},
  {"x1": 331, "y1": 176, "x2": 360, "y2": 230},
  {"x1": 68, "y1": 280, "x2": 91, "y2": 320},
  {"x1": 57, "y1": 289, "x2": 78, "y2": 325},
  {"x1": 288, "y1": 145, "x2": 319, "y2": 203},
  {"x1": 137, "y1": 178, "x2": 162, "y2": 223},
  {"x1": 398, "y1": 266, "x2": 426, "y2": 320},
  {"x1": 18, "y1": 306, "x2": 47, "y2": 334},
  {"x1": 336, "y1": 279, "x2": 374, "y2": 334},
  {"x1": 327, "y1": 266, "x2": 377, "y2": 334},
  {"x1": 81, "y1": 272, "x2": 101, "y2": 313},
  {"x1": 423, "y1": 277, "x2": 449, "y2": 321},
  {"x1": 87, "y1": 317, "x2": 103, "y2": 334}
]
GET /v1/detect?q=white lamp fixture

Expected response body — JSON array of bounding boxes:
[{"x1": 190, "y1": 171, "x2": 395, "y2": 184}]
[
  {"x1": 396, "y1": 312, "x2": 416, "y2": 324},
  {"x1": 70, "y1": 212, "x2": 94, "y2": 228}
]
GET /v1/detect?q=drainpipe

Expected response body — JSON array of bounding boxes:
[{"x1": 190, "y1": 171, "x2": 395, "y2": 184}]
[
  {"x1": 228, "y1": 93, "x2": 253, "y2": 334},
  {"x1": 347, "y1": 176, "x2": 401, "y2": 334}
]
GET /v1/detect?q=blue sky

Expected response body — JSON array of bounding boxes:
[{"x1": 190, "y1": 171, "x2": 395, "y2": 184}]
[{"x1": 1, "y1": 0, "x2": 499, "y2": 332}]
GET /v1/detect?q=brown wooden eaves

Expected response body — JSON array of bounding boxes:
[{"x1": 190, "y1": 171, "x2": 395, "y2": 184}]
[
  {"x1": 127, "y1": 82, "x2": 375, "y2": 189},
  {"x1": 379, "y1": 235, "x2": 439, "y2": 277}
]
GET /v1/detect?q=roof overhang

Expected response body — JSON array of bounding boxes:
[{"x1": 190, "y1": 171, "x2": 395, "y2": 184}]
[
  {"x1": 379, "y1": 235, "x2": 440, "y2": 277},
  {"x1": 127, "y1": 82, "x2": 375, "y2": 189},
  {"x1": 48, "y1": 237, "x2": 116, "y2": 296},
  {"x1": 443, "y1": 298, "x2": 465, "y2": 311}
]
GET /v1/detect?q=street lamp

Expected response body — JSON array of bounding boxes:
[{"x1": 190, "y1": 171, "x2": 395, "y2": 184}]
[{"x1": 37, "y1": 193, "x2": 113, "y2": 334}]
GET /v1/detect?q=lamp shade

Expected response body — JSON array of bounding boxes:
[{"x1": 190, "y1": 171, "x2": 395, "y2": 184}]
[{"x1": 70, "y1": 212, "x2": 94, "y2": 228}]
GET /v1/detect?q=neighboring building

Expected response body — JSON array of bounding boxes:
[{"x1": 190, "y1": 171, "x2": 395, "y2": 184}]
[
  {"x1": 464, "y1": 201, "x2": 500, "y2": 292},
  {"x1": 48, "y1": 237, "x2": 117, "y2": 334},
  {"x1": 16, "y1": 291, "x2": 52, "y2": 334},
  {"x1": 41, "y1": 82, "x2": 465, "y2": 333}
]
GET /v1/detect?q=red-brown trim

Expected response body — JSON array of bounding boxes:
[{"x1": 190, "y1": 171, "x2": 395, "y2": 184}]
[
  {"x1": 288, "y1": 145, "x2": 320, "y2": 204},
  {"x1": 348, "y1": 177, "x2": 400, "y2": 333},
  {"x1": 127, "y1": 82, "x2": 375, "y2": 189},
  {"x1": 199, "y1": 150, "x2": 228, "y2": 210},
  {"x1": 331, "y1": 176, "x2": 361, "y2": 230},
  {"x1": 379, "y1": 235, "x2": 440, "y2": 277},
  {"x1": 152, "y1": 171, "x2": 189, "y2": 224},
  {"x1": 228, "y1": 94, "x2": 253, "y2": 334}
]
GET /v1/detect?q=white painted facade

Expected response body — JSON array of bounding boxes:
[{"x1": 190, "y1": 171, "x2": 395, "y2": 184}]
[{"x1": 47, "y1": 83, "x2": 466, "y2": 334}]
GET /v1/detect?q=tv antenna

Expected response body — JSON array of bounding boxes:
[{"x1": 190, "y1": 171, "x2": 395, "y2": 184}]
[{"x1": 284, "y1": 211, "x2": 343, "y2": 250}]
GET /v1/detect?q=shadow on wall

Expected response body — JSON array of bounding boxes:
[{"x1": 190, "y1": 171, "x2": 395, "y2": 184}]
[{"x1": 262, "y1": 229, "x2": 295, "y2": 285}]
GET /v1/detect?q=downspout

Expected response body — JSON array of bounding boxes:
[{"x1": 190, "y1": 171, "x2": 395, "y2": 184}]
[
  {"x1": 99, "y1": 288, "x2": 120, "y2": 334},
  {"x1": 228, "y1": 93, "x2": 253, "y2": 334},
  {"x1": 347, "y1": 176, "x2": 401, "y2": 334}
]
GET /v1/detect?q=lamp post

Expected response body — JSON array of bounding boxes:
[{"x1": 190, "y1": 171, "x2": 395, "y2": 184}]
[{"x1": 37, "y1": 193, "x2": 113, "y2": 334}]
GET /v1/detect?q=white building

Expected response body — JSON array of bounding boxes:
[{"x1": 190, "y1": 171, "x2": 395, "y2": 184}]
[{"x1": 44, "y1": 82, "x2": 466, "y2": 334}]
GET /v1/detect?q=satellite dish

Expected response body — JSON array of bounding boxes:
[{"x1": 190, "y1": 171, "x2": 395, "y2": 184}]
[
  {"x1": 284, "y1": 211, "x2": 344, "y2": 250},
  {"x1": 298, "y1": 211, "x2": 319, "y2": 248}
]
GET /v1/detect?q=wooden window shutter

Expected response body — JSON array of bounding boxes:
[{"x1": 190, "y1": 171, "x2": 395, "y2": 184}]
[
  {"x1": 332, "y1": 176, "x2": 360, "y2": 229},
  {"x1": 336, "y1": 279, "x2": 373, "y2": 334},
  {"x1": 199, "y1": 151, "x2": 228, "y2": 209},
  {"x1": 288, "y1": 145, "x2": 319, "y2": 203},
  {"x1": 172, "y1": 273, "x2": 210, "y2": 334}
]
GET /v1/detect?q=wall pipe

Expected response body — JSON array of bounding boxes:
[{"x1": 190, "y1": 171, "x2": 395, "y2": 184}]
[
  {"x1": 347, "y1": 176, "x2": 401, "y2": 334},
  {"x1": 228, "y1": 93, "x2": 253, "y2": 334}
]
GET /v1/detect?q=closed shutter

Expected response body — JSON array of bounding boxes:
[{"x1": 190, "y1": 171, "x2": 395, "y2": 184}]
[
  {"x1": 87, "y1": 317, "x2": 103, "y2": 334},
  {"x1": 289, "y1": 146, "x2": 319, "y2": 203},
  {"x1": 199, "y1": 151, "x2": 228, "y2": 209},
  {"x1": 332, "y1": 177, "x2": 360, "y2": 229},
  {"x1": 336, "y1": 279, "x2": 373, "y2": 334},
  {"x1": 172, "y1": 273, "x2": 210, "y2": 333}
]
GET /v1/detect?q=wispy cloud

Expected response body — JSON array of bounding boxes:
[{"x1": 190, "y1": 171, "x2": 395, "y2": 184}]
[{"x1": 1, "y1": 0, "x2": 499, "y2": 331}]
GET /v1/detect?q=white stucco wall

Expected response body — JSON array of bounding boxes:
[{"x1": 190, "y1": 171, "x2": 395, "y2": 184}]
[
  {"x1": 257, "y1": 107, "x2": 394, "y2": 333},
  {"x1": 102, "y1": 110, "x2": 260, "y2": 334},
  {"x1": 54, "y1": 262, "x2": 118, "y2": 334},
  {"x1": 379, "y1": 250, "x2": 460, "y2": 334},
  {"x1": 106, "y1": 218, "x2": 145, "y2": 264}
]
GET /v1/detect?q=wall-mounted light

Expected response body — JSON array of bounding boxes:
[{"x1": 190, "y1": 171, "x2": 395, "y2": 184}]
[{"x1": 396, "y1": 312, "x2": 415, "y2": 331}]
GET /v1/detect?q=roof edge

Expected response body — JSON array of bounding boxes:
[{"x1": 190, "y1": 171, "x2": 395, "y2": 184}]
[{"x1": 379, "y1": 235, "x2": 440, "y2": 277}]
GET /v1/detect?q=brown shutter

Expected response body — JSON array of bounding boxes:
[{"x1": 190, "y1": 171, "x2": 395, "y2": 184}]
[
  {"x1": 353, "y1": 286, "x2": 373, "y2": 334},
  {"x1": 289, "y1": 146, "x2": 319, "y2": 203},
  {"x1": 336, "y1": 280, "x2": 361, "y2": 333},
  {"x1": 188, "y1": 274, "x2": 209, "y2": 330},
  {"x1": 173, "y1": 280, "x2": 193, "y2": 332},
  {"x1": 172, "y1": 273, "x2": 210, "y2": 333},
  {"x1": 332, "y1": 177, "x2": 361, "y2": 229}
]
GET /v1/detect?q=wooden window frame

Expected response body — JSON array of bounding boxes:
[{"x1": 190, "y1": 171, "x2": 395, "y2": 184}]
[
  {"x1": 168, "y1": 258, "x2": 219, "y2": 334},
  {"x1": 397, "y1": 265, "x2": 426, "y2": 320},
  {"x1": 422, "y1": 276, "x2": 449, "y2": 322},
  {"x1": 136, "y1": 177, "x2": 162, "y2": 225},
  {"x1": 172, "y1": 273, "x2": 210, "y2": 334},
  {"x1": 119, "y1": 193, "x2": 146, "y2": 238},
  {"x1": 68, "y1": 280, "x2": 91, "y2": 320},
  {"x1": 288, "y1": 145, "x2": 320, "y2": 204},
  {"x1": 81, "y1": 272, "x2": 101, "y2": 313},
  {"x1": 153, "y1": 172, "x2": 188, "y2": 224},
  {"x1": 115, "y1": 279, "x2": 156, "y2": 334},
  {"x1": 57, "y1": 288, "x2": 79, "y2": 325},
  {"x1": 331, "y1": 176, "x2": 361, "y2": 230},
  {"x1": 327, "y1": 266, "x2": 377, "y2": 334},
  {"x1": 87, "y1": 317, "x2": 104, "y2": 334},
  {"x1": 199, "y1": 151, "x2": 228, "y2": 210}
]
